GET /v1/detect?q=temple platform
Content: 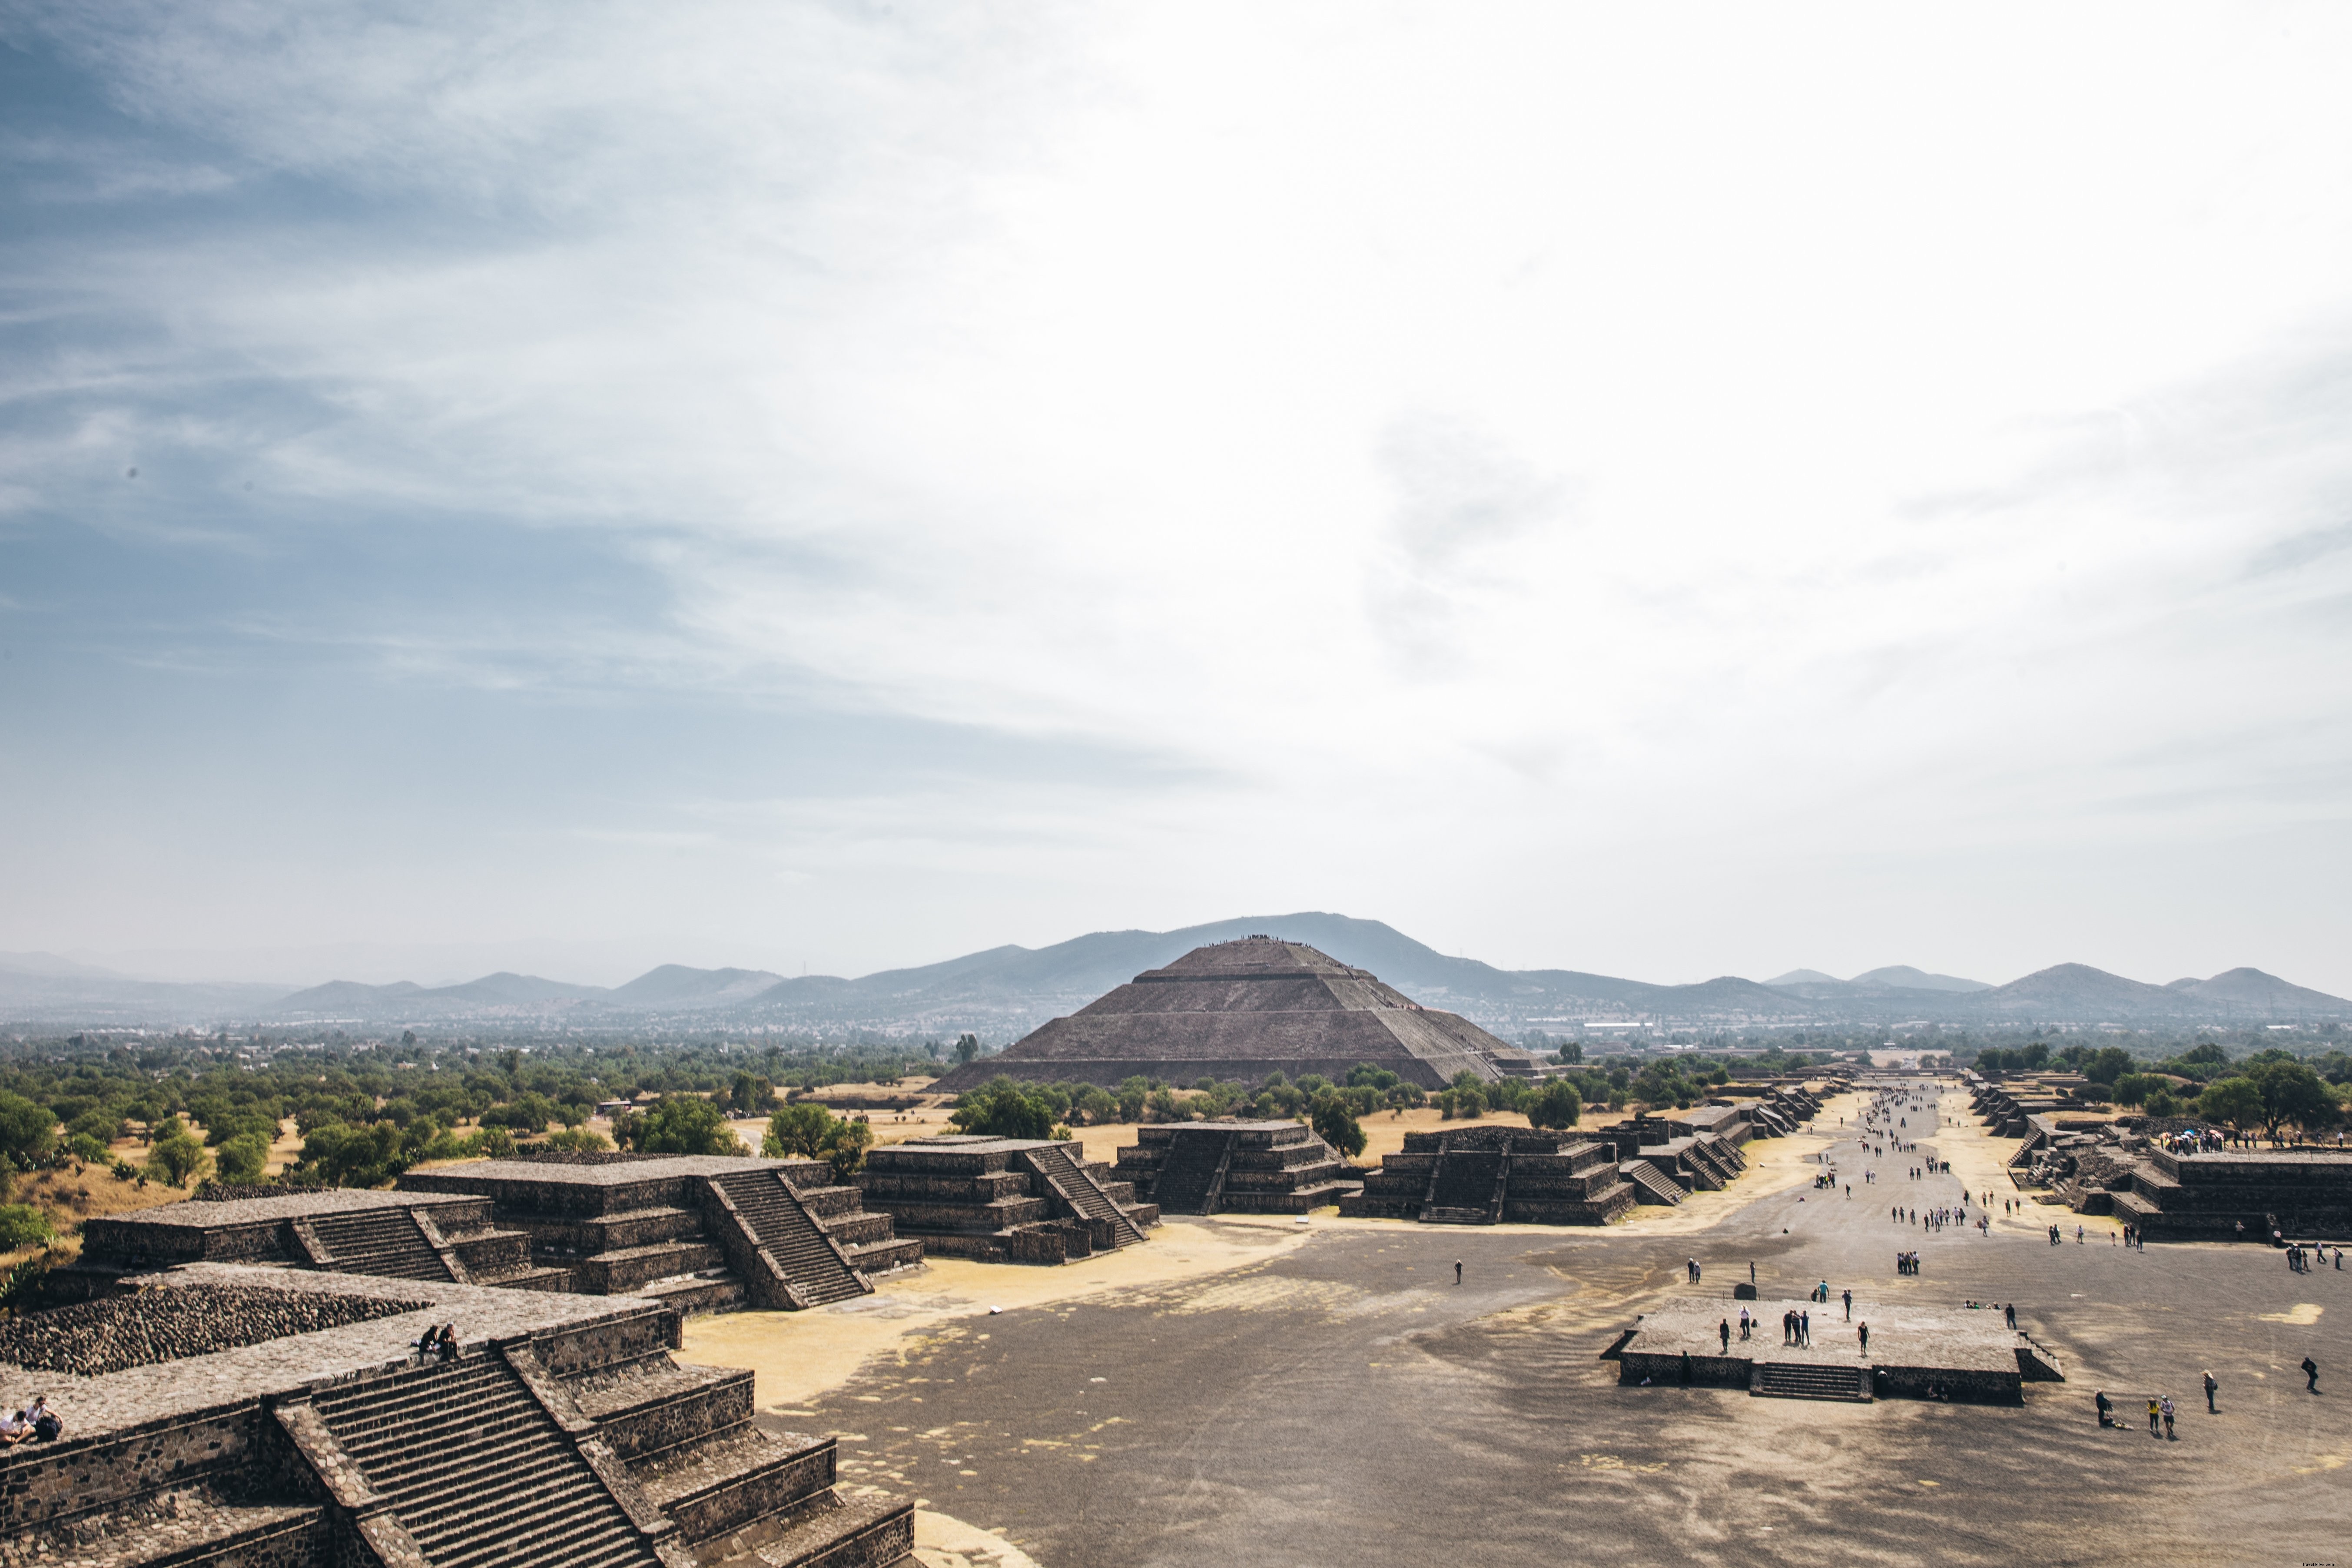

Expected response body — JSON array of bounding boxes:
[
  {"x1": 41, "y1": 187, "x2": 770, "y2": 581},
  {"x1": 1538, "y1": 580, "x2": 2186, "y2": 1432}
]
[{"x1": 1613, "y1": 1296, "x2": 2063, "y2": 1402}]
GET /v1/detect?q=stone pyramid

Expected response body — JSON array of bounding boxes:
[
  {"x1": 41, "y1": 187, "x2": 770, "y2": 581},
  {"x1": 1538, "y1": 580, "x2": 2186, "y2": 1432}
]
[{"x1": 929, "y1": 935, "x2": 1540, "y2": 1092}]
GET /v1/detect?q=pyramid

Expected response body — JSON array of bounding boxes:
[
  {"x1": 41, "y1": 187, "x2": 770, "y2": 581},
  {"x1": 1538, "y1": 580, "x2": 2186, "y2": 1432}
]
[{"x1": 929, "y1": 935, "x2": 1541, "y2": 1093}]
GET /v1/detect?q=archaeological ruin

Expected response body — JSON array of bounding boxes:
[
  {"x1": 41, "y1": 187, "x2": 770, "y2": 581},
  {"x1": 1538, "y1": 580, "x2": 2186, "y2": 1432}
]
[
  {"x1": 854, "y1": 1134, "x2": 1158, "y2": 1262},
  {"x1": 0, "y1": 1263, "x2": 916, "y2": 1568},
  {"x1": 1110, "y1": 1119, "x2": 1360, "y2": 1214},
  {"x1": 927, "y1": 935, "x2": 1544, "y2": 1093},
  {"x1": 1340, "y1": 1126, "x2": 1635, "y2": 1223},
  {"x1": 1610, "y1": 1296, "x2": 2065, "y2": 1402}
]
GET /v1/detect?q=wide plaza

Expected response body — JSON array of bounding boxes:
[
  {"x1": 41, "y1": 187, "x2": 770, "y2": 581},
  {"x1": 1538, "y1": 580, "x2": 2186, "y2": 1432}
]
[{"x1": 699, "y1": 1081, "x2": 2350, "y2": 1568}]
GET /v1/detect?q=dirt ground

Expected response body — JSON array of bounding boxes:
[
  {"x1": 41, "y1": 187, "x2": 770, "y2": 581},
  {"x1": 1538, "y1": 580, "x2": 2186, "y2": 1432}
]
[{"x1": 677, "y1": 1078, "x2": 2351, "y2": 1568}]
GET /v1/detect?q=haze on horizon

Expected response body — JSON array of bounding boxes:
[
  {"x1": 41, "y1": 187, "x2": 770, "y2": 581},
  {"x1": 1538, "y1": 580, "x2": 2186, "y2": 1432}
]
[{"x1": 4, "y1": 4, "x2": 2352, "y2": 996}]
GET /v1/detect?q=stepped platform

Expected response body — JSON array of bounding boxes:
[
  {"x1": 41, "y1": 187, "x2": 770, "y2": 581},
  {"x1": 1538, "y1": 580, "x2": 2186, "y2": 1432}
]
[
  {"x1": 2105, "y1": 1149, "x2": 2352, "y2": 1241},
  {"x1": 404, "y1": 1153, "x2": 921, "y2": 1311},
  {"x1": 0, "y1": 1262, "x2": 915, "y2": 1568},
  {"x1": 1613, "y1": 1297, "x2": 2058, "y2": 1402},
  {"x1": 1112, "y1": 1120, "x2": 1361, "y2": 1215},
  {"x1": 856, "y1": 1136, "x2": 1158, "y2": 1263},
  {"x1": 57, "y1": 1187, "x2": 569, "y2": 1303},
  {"x1": 1338, "y1": 1127, "x2": 1635, "y2": 1224}
]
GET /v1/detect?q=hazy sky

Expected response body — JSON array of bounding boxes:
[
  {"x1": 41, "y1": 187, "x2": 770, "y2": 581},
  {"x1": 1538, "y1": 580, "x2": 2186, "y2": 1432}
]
[{"x1": 5, "y1": 3, "x2": 2352, "y2": 991}]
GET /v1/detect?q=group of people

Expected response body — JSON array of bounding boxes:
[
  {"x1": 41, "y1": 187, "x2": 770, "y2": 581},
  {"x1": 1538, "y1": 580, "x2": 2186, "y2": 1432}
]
[
  {"x1": 410, "y1": 1323, "x2": 460, "y2": 1362},
  {"x1": 1894, "y1": 1250, "x2": 1923, "y2": 1275},
  {"x1": 2286, "y1": 1242, "x2": 2342, "y2": 1272},
  {"x1": 0, "y1": 1396, "x2": 62, "y2": 1445},
  {"x1": 1781, "y1": 1308, "x2": 1813, "y2": 1346}
]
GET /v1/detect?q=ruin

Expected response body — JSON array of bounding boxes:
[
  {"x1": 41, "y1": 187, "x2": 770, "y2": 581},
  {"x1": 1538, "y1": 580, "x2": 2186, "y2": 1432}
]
[
  {"x1": 854, "y1": 1136, "x2": 1159, "y2": 1262},
  {"x1": 402, "y1": 1153, "x2": 922, "y2": 1309},
  {"x1": 1339, "y1": 1126, "x2": 1636, "y2": 1224},
  {"x1": 928, "y1": 936, "x2": 1544, "y2": 1093},
  {"x1": 0, "y1": 1263, "x2": 914, "y2": 1568},
  {"x1": 1610, "y1": 1296, "x2": 2064, "y2": 1402},
  {"x1": 1110, "y1": 1119, "x2": 1360, "y2": 1214}
]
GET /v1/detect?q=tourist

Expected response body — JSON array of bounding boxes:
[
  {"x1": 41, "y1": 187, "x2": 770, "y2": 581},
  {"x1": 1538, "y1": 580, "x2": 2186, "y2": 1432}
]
[
  {"x1": 2160, "y1": 1395, "x2": 2175, "y2": 1439},
  {"x1": 1739, "y1": 1306, "x2": 1752, "y2": 1341},
  {"x1": 1719, "y1": 1318, "x2": 1731, "y2": 1353},
  {"x1": 2095, "y1": 1389, "x2": 2113, "y2": 1428},
  {"x1": 1842, "y1": 1288, "x2": 1852, "y2": 1321},
  {"x1": 1799, "y1": 1309, "x2": 1811, "y2": 1347},
  {"x1": 2303, "y1": 1355, "x2": 2319, "y2": 1393},
  {"x1": 1679, "y1": 1350, "x2": 1693, "y2": 1385},
  {"x1": 2147, "y1": 1397, "x2": 2160, "y2": 1435},
  {"x1": 1858, "y1": 1322, "x2": 1868, "y2": 1354},
  {"x1": 0, "y1": 1408, "x2": 27, "y2": 1446},
  {"x1": 2004, "y1": 1304, "x2": 2016, "y2": 1329},
  {"x1": 2203, "y1": 1370, "x2": 2217, "y2": 1412}
]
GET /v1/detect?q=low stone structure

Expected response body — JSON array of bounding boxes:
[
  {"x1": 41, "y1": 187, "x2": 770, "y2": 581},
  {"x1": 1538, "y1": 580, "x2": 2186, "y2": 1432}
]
[
  {"x1": 1338, "y1": 1126, "x2": 1636, "y2": 1224},
  {"x1": 403, "y1": 1153, "x2": 922, "y2": 1311},
  {"x1": 1110, "y1": 1120, "x2": 1360, "y2": 1215},
  {"x1": 55, "y1": 1188, "x2": 570, "y2": 1304},
  {"x1": 1611, "y1": 1296, "x2": 2063, "y2": 1402},
  {"x1": 0, "y1": 1263, "x2": 915, "y2": 1568},
  {"x1": 854, "y1": 1136, "x2": 1159, "y2": 1262}
]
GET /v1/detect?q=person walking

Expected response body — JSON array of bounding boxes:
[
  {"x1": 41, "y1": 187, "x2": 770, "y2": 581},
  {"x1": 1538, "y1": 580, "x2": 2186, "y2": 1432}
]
[
  {"x1": 2304, "y1": 1356, "x2": 2320, "y2": 1393},
  {"x1": 1749, "y1": 1261, "x2": 1756, "y2": 1284},
  {"x1": 1720, "y1": 1318, "x2": 1731, "y2": 1353},
  {"x1": 2095, "y1": 1390, "x2": 2113, "y2": 1428},
  {"x1": 1858, "y1": 1322, "x2": 1869, "y2": 1354},
  {"x1": 2147, "y1": 1397, "x2": 2160, "y2": 1435},
  {"x1": 2160, "y1": 1395, "x2": 2175, "y2": 1439},
  {"x1": 2203, "y1": 1370, "x2": 2216, "y2": 1412},
  {"x1": 1454, "y1": 1260, "x2": 1462, "y2": 1286},
  {"x1": 1800, "y1": 1309, "x2": 1811, "y2": 1348},
  {"x1": 1842, "y1": 1289, "x2": 1853, "y2": 1321}
]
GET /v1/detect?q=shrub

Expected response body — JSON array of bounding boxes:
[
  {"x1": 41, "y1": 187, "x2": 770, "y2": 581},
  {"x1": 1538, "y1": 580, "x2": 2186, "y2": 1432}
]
[
  {"x1": 0, "y1": 1204, "x2": 52, "y2": 1249},
  {"x1": 290, "y1": 1121, "x2": 404, "y2": 1187},
  {"x1": 1384, "y1": 1083, "x2": 1426, "y2": 1113},
  {"x1": 0, "y1": 1092, "x2": 56, "y2": 1170},
  {"x1": 212, "y1": 1132, "x2": 272, "y2": 1184},
  {"x1": 66, "y1": 1133, "x2": 111, "y2": 1164},
  {"x1": 2141, "y1": 1087, "x2": 2183, "y2": 1119},
  {"x1": 950, "y1": 1077, "x2": 1056, "y2": 1141},
  {"x1": 763, "y1": 1101, "x2": 842, "y2": 1159},
  {"x1": 544, "y1": 1128, "x2": 612, "y2": 1153},
  {"x1": 1309, "y1": 1097, "x2": 1366, "y2": 1159},
  {"x1": 1527, "y1": 1079, "x2": 1583, "y2": 1130},
  {"x1": 146, "y1": 1120, "x2": 209, "y2": 1187},
  {"x1": 630, "y1": 1095, "x2": 747, "y2": 1157}
]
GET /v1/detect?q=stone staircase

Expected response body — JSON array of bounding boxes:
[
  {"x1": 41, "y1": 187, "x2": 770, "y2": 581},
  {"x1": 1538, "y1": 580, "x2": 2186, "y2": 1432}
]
[
  {"x1": 304, "y1": 1208, "x2": 456, "y2": 1281},
  {"x1": 1617, "y1": 1160, "x2": 1685, "y2": 1205},
  {"x1": 1023, "y1": 1142, "x2": 1151, "y2": 1243},
  {"x1": 1421, "y1": 1144, "x2": 1505, "y2": 1223},
  {"x1": 1749, "y1": 1362, "x2": 1872, "y2": 1402},
  {"x1": 707, "y1": 1170, "x2": 867, "y2": 1307},
  {"x1": 309, "y1": 1356, "x2": 662, "y2": 1568},
  {"x1": 1150, "y1": 1130, "x2": 1232, "y2": 1214}
]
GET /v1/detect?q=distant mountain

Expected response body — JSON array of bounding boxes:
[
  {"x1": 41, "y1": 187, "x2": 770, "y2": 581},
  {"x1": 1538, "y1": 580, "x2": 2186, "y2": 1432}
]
[
  {"x1": 609, "y1": 965, "x2": 786, "y2": 1007},
  {"x1": 2170, "y1": 967, "x2": 2347, "y2": 1014},
  {"x1": 1765, "y1": 969, "x2": 1841, "y2": 986},
  {"x1": 1849, "y1": 965, "x2": 1990, "y2": 993},
  {"x1": 273, "y1": 972, "x2": 606, "y2": 1018},
  {"x1": 0, "y1": 951, "x2": 132, "y2": 981}
]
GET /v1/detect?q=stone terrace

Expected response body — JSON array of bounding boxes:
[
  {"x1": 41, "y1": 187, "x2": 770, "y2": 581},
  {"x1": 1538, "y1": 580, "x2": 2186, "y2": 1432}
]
[
  {"x1": 0, "y1": 1263, "x2": 916, "y2": 1568},
  {"x1": 1112, "y1": 1120, "x2": 1360, "y2": 1215},
  {"x1": 402, "y1": 1153, "x2": 921, "y2": 1312},
  {"x1": 1340, "y1": 1126, "x2": 1635, "y2": 1224},
  {"x1": 1615, "y1": 1296, "x2": 2063, "y2": 1402},
  {"x1": 855, "y1": 1137, "x2": 1158, "y2": 1263}
]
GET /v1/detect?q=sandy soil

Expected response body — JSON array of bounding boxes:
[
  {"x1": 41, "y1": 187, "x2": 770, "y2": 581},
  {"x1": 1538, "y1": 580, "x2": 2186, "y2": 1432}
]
[{"x1": 681, "y1": 1214, "x2": 1317, "y2": 1411}]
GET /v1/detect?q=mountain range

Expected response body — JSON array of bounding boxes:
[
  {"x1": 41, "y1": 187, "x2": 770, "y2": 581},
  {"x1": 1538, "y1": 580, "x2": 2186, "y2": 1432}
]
[{"x1": 3, "y1": 916, "x2": 2347, "y2": 1033}]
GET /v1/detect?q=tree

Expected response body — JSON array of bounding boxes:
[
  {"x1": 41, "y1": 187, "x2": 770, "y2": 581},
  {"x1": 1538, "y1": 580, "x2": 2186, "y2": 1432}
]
[
  {"x1": 146, "y1": 1119, "x2": 209, "y2": 1187},
  {"x1": 1527, "y1": 1078, "x2": 1583, "y2": 1130},
  {"x1": 2247, "y1": 1060, "x2": 2337, "y2": 1145},
  {"x1": 1554, "y1": 1041, "x2": 1584, "y2": 1065},
  {"x1": 2081, "y1": 1047, "x2": 2133, "y2": 1087},
  {"x1": 955, "y1": 1034, "x2": 981, "y2": 1066},
  {"x1": 0, "y1": 1092, "x2": 56, "y2": 1170},
  {"x1": 2196, "y1": 1077, "x2": 2263, "y2": 1136},
  {"x1": 763, "y1": 1101, "x2": 839, "y2": 1158},
  {"x1": 1384, "y1": 1083, "x2": 1426, "y2": 1114},
  {"x1": 2141, "y1": 1087, "x2": 2183, "y2": 1119},
  {"x1": 291, "y1": 1121, "x2": 405, "y2": 1187},
  {"x1": 631, "y1": 1095, "x2": 747, "y2": 1157},
  {"x1": 2112, "y1": 1074, "x2": 2162, "y2": 1110},
  {"x1": 826, "y1": 1118, "x2": 874, "y2": 1182},
  {"x1": 729, "y1": 1071, "x2": 774, "y2": 1117},
  {"x1": 212, "y1": 1132, "x2": 271, "y2": 1184},
  {"x1": 0, "y1": 1204, "x2": 53, "y2": 1248},
  {"x1": 1309, "y1": 1095, "x2": 1366, "y2": 1159},
  {"x1": 950, "y1": 1077, "x2": 1055, "y2": 1141}
]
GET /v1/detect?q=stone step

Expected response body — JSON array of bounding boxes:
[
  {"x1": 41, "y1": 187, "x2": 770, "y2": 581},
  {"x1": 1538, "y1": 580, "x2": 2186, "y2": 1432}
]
[
  {"x1": 1750, "y1": 1361, "x2": 1872, "y2": 1402},
  {"x1": 704, "y1": 1491, "x2": 916, "y2": 1568},
  {"x1": 636, "y1": 1429, "x2": 838, "y2": 1544}
]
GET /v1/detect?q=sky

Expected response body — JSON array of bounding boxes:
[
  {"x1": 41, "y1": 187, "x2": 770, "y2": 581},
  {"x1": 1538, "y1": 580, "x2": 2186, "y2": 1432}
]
[{"x1": 4, "y1": 3, "x2": 2352, "y2": 993}]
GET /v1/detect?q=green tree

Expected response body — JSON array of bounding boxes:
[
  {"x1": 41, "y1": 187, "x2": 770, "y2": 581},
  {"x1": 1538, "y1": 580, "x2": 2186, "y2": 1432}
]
[
  {"x1": 826, "y1": 1118, "x2": 874, "y2": 1182},
  {"x1": 1309, "y1": 1095, "x2": 1366, "y2": 1157},
  {"x1": 763, "y1": 1101, "x2": 842, "y2": 1158},
  {"x1": 2196, "y1": 1077, "x2": 2263, "y2": 1135},
  {"x1": 146, "y1": 1119, "x2": 209, "y2": 1187},
  {"x1": 0, "y1": 1091, "x2": 57, "y2": 1170},
  {"x1": 212, "y1": 1132, "x2": 272, "y2": 1184},
  {"x1": 1384, "y1": 1083, "x2": 1426, "y2": 1114},
  {"x1": 0, "y1": 1204, "x2": 53, "y2": 1249},
  {"x1": 730, "y1": 1071, "x2": 775, "y2": 1117},
  {"x1": 950, "y1": 1077, "x2": 1055, "y2": 1141},
  {"x1": 1115, "y1": 1077, "x2": 1150, "y2": 1123},
  {"x1": 2081, "y1": 1047, "x2": 2133, "y2": 1087},
  {"x1": 1527, "y1": 1078, "x2": 1583, "y2": 1130},
  {"x1": 2247, "y1": 1060, "x2": 2338, "y2": 1144},
  {"x1": 632, "y1": 1095, "x2": 747, "y2": 1156}
]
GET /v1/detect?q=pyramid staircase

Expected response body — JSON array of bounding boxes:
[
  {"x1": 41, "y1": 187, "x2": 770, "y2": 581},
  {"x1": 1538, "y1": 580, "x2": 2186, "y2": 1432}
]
[
  {"x1": 307, "y1": 1356, "x2": 662, "y2": 1568},
  {"x1": 1420, "y1": 1141, "x2": 1509, "y2": 1223},
  {"x1": 1618, "y1": 1161, "x2": 1686, "y2": 1205},
  {"x1": 1023, "y1": 1142, "x2": 1150, "y2": 1243},
  {"x1": 303, "y1": 1208, "x2": 456, "y2": 1281},
  {"x1": 706, "y1": 1169, "x2": 867, "y2": 1308},
  {"x1": 1749, "y1": 1362, "x2": 1872, "y2": 1402},
  {"x1": 1150, "y1": 1130, "x2": 1233, "y2": 1215}
]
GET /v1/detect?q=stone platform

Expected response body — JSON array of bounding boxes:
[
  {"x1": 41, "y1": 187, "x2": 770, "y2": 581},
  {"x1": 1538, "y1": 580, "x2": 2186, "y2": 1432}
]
[
  {"x1": 1112, "y1": 1120, "x2": 1360, "y2": 1215},
  {"x1": 1339, "y1": 1126, "x2": 1635, "y2": 1224},
  {"x1": 1613, "y1": 1296, "x2": 2063, "y2": 1402},
  {"x1": 855, "y1": 1136, "x2": 1158, "y2": 1263},
  {"x1": 0, "y1": 1262, "x2": 916, "y2": 1568}
]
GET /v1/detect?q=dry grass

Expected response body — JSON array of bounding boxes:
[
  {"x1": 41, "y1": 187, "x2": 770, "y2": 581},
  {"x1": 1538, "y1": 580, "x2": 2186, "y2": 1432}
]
[{"x1": 2, "y1": 1141, "x2": 194, "y2": 1277}]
